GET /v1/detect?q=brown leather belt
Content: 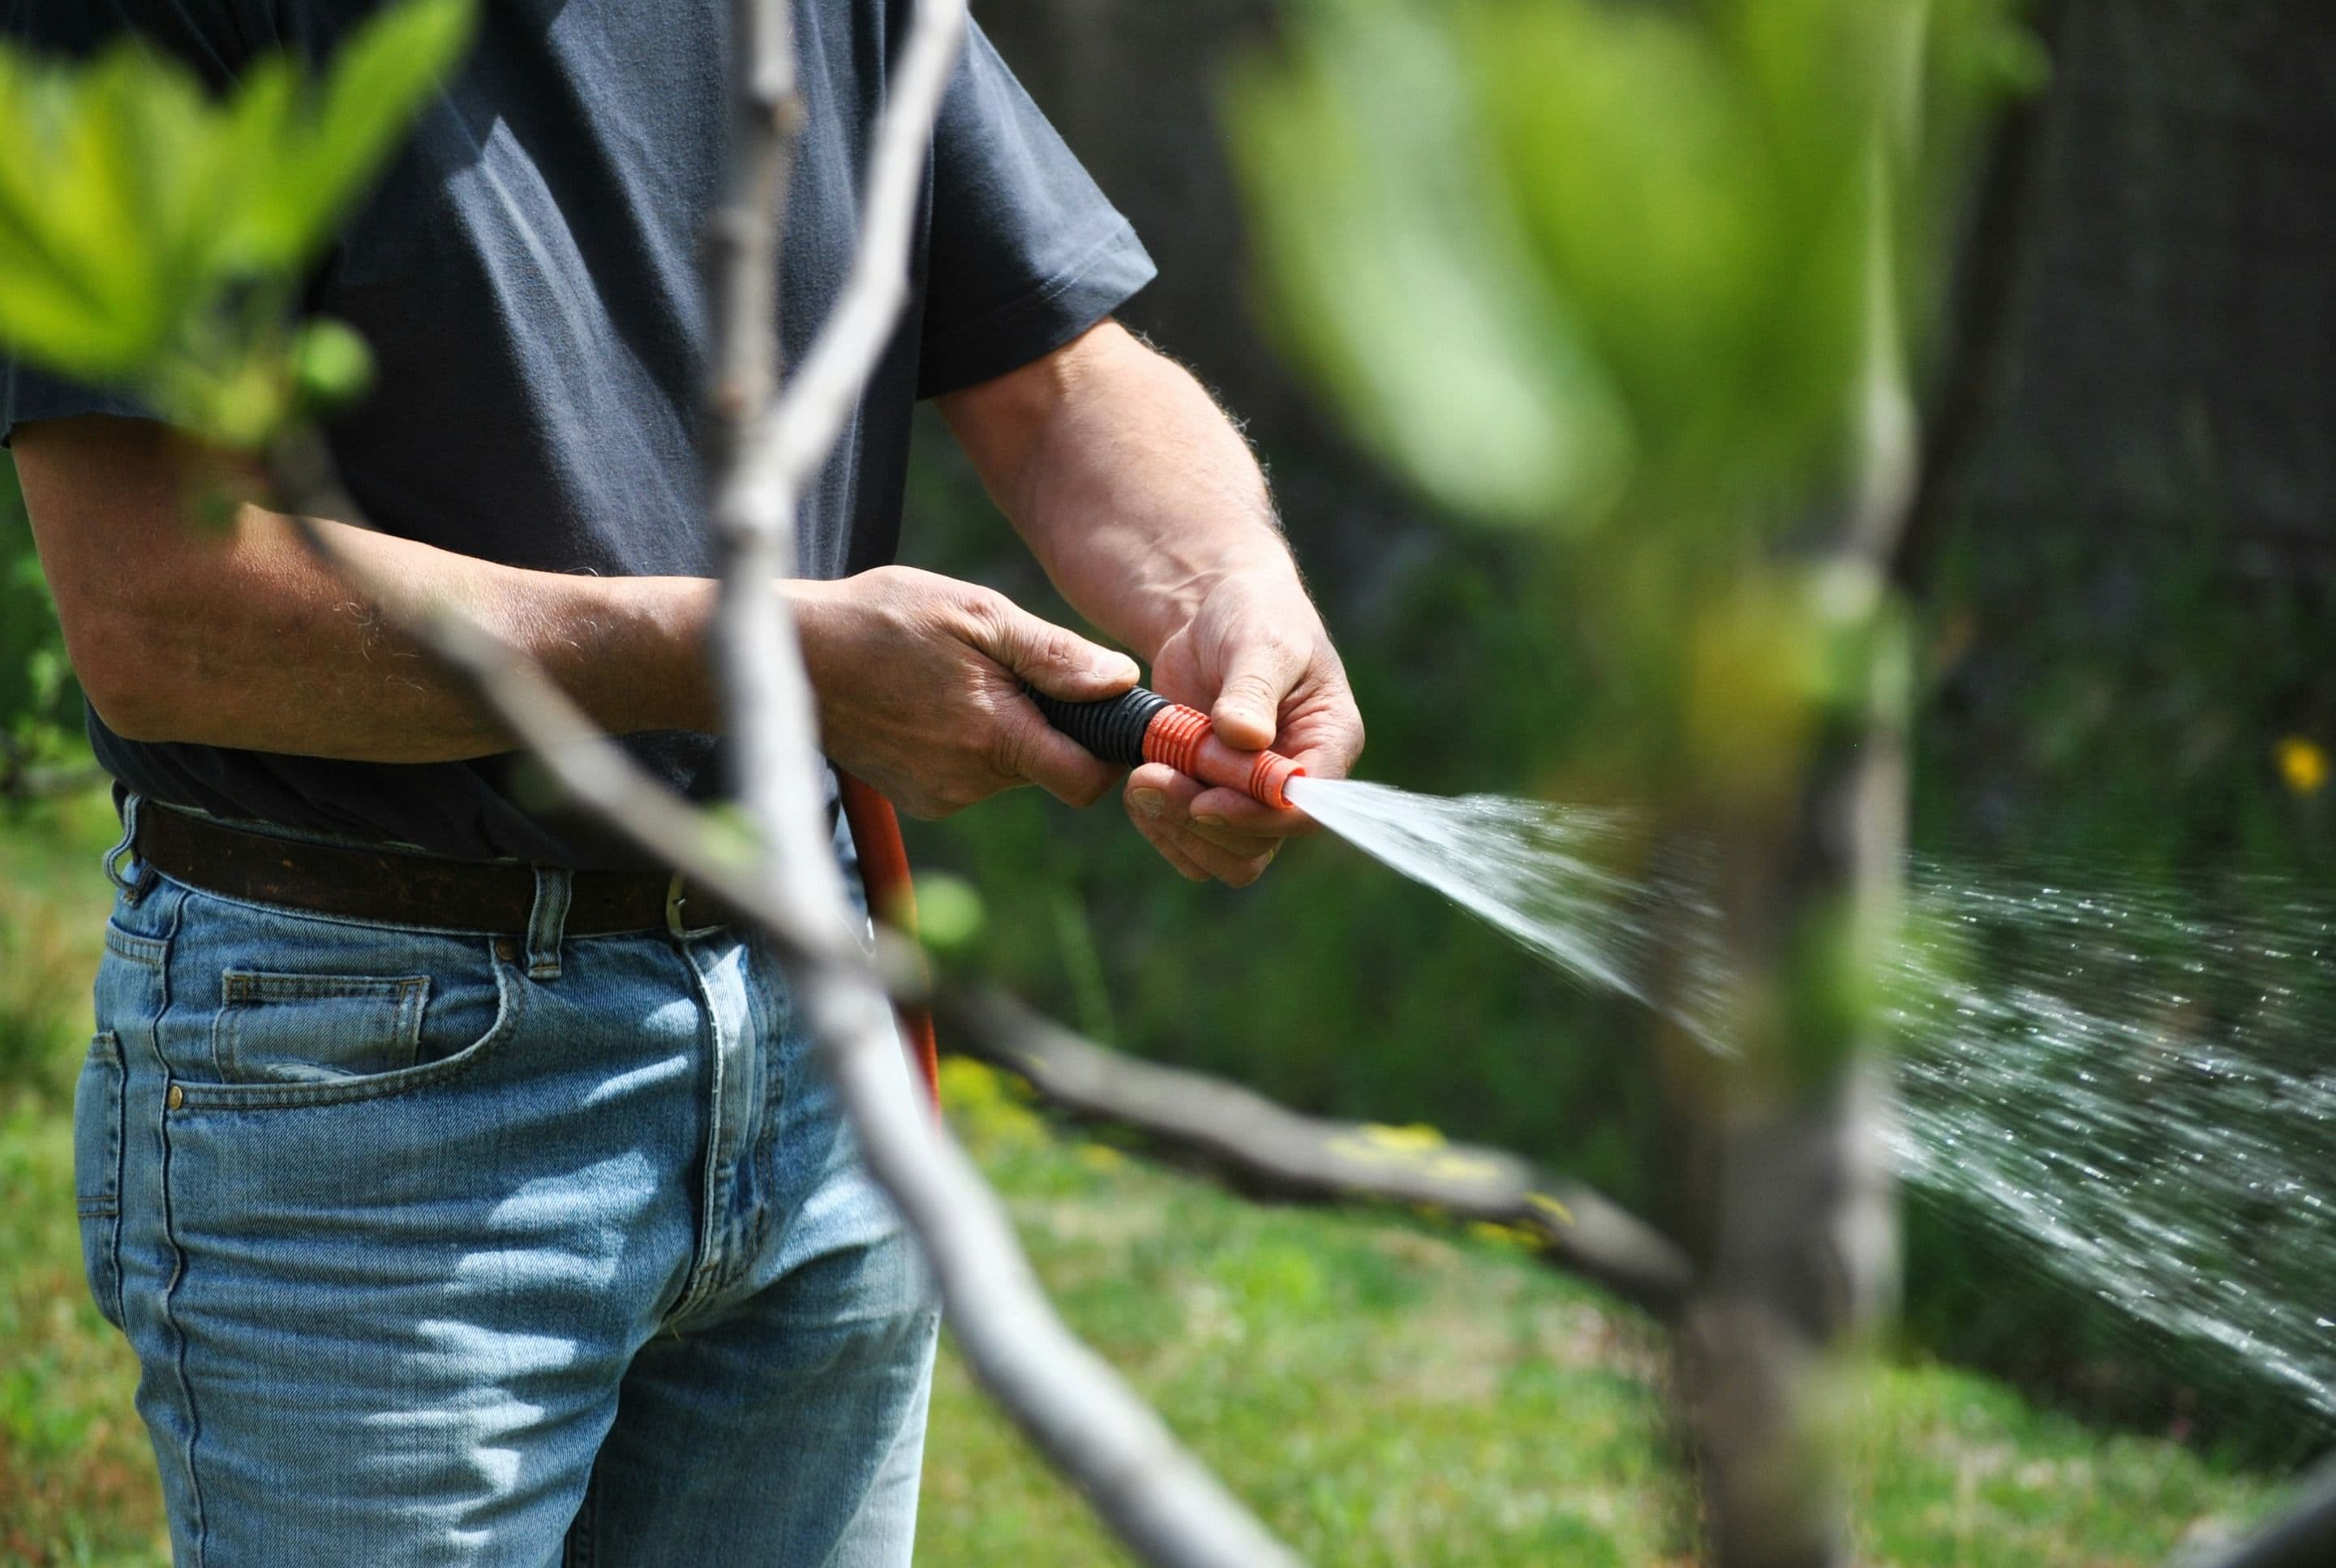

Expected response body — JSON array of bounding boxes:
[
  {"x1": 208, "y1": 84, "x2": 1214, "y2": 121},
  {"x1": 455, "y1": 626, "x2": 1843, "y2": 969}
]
[{"x1": 134, "y1": 805, "x2": 745, "y2": 937}]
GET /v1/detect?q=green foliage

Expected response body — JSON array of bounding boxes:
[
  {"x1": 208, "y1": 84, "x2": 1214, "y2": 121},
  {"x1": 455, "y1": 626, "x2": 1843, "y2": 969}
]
[
  {"x1": 912, "y1": 871, "x2": 988, "y2": 954},
  {"x1": 1230, "y1": 0, "x2": 2039, "y2": 535},
  {"x1": 1228, "y1": 0, "x2": 2042, "y2": 854},
  {"x1": 0, "y1": 0, "x2": 473, "y2": 444},
  {"x1": 1223, "y1": 6, "x2": 1627, "y2": 526}
]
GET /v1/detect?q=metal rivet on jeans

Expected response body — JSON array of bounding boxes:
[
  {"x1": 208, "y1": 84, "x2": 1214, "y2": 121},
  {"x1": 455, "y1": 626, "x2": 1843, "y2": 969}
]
[
  {"x1": 494, "y1": 937, "x2": 519, "y2": 963},
  {"x1": 166, "y1": 1084, "x2": 184, "y2": 1110}
]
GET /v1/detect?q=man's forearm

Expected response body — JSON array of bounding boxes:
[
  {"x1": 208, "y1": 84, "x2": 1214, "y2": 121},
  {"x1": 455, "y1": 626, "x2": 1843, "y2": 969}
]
[
  {"x1": 938, "y1": 320, "x2": 1297, "y2": 660},
  {"x1": 16, "y1": 416, "x2": 718, "y2": 763},
  {"x1": 934, "y1": 318, "x2": 1363, "y2": 887},
  {"x1": 80, "y1": 504, "x2": 718, "y2": 762},
  {"x1": 97, "y1": 506, "x2": 721, "y2": 763}
]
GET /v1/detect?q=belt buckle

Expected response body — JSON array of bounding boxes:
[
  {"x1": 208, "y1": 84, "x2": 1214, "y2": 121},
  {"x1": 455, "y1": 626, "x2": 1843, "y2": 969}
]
[{"x1": 664, "y1": 872, "x2": 690, "y2": 939}]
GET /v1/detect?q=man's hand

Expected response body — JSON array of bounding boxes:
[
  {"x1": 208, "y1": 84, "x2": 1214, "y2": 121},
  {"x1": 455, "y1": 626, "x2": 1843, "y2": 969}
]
[
  {"x1": 791, "y1": 565, "x2": 1141, "y2": 818},
  {"x1": 939, "y1": 319, "x2": 1364, "y2": 887},
  {"x1": 1123, "y1": 569, "x2": 1363, "y2": 886}
]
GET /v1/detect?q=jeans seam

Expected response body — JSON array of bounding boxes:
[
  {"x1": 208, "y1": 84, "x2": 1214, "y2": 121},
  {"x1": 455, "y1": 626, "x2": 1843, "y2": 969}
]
[
  {"x1": 142, "y1": 889, "x2": 211, "y2": 1564},
  {"x1": 665, "y1": 937, "x2": 732, "y2": 1324},
  {"x1": 565, "y1": 1467, "x2": 599, "y2": 1567},
  {"x1": 79, "y1": 1031, "x2": 127, "y2": 1324}
]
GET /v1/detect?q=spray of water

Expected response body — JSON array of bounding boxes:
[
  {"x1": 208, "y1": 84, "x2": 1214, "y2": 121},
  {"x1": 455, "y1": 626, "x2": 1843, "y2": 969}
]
[
  {"x1": 1285, "y1": 775, "x2": 2336, "y2": 1420},
  {"x1": 1284, "y1": 777, "x2": 1664, "y2": 1007},
  {"x1": 1888, "y1": 863, "x2": 2336, "y2": 1420}
]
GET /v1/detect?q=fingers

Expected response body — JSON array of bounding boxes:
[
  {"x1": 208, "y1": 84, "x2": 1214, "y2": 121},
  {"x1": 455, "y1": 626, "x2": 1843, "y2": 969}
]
[
  {"x1": 1206, "y1": 629, "x2": 1309, "y2": 752},
  {"x1": 971, "y1": 595, "x2": 1140, "y2": 702},
  {"x1": 1000, "y1": 701, "x2": 1125, "y2": 808},
  {"x1": 1124, "y1": 763, "x2": 1279, "y2": 886},
  {"x1": 1186, "y1": 786, "x2": 1318, "y2": 844}
]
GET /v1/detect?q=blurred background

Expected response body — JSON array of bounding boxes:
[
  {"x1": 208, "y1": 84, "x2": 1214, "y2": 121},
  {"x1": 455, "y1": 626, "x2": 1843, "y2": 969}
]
[{"x1": 6, "y1": 0, "x2": 2335, "y2": 1561}]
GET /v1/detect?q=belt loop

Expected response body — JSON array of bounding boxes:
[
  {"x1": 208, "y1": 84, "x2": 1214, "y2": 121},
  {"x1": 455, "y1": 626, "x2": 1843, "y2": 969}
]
[
  {"x1": 526, "y1": 866, "x2": 572, "y2": 981},
  {"x1": 105, "y1": 794, "x2": 157, "y2": 904}
]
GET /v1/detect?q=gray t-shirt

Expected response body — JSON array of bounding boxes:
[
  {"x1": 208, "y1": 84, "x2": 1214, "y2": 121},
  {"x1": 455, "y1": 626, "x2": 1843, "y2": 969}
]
[{"x1": 0, "y1": 0, "x2": 1154, "y2": 866}]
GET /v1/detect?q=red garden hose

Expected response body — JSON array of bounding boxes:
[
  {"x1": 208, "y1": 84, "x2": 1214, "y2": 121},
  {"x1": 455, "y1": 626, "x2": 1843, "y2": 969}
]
[
  {"x1": 836, "y1": 771, "x2": 942, "y2": 1108},
  {"x1": 838, "y1": 690, "x2": 1293, "y2": 1110}
]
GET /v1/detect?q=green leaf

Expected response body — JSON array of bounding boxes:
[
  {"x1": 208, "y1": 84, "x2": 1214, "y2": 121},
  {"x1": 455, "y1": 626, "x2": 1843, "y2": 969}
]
[
  {"x1": 0, "y1": 43, "x2": 194, "y2": 380},
  {"x1": 914, "y1": 874, "x2": 987, "y2": 954},
  {"x1": 290, "y1": 317, "x2": 377, "y2": 410},
  {"x1": 0, "y1": 0, "x2": 476, "y2": 442},
  {"x1": 243, "y1": 0, "x2": 477, "y2": 268},
  {"x1": 1225, "y1": 5, "x2": 1630, "y2": 529}
]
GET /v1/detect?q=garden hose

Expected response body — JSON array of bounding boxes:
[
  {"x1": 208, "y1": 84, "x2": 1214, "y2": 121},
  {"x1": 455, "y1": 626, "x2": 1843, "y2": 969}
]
[
  {"x1": 835, "y1": 771, "x2": 941, "y2": 1106},
  {"x1": 1030, "y1": 685, "x2": 1305, "y2": 809},
  {"x1": 835, "y1": 685, "x2": 1299, "y2": 1104}
]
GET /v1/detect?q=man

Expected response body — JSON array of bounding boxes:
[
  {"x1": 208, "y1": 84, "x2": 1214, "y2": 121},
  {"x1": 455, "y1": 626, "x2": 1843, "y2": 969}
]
[{"x1": 5, "y1": 1, "x2": 1362, "y2": 1562}]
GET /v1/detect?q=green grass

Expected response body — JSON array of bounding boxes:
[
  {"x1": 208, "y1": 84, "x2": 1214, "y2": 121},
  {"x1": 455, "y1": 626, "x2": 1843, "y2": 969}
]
[{"x1": 0, "y1": 792, "x2": 2295, "y2": 1566}]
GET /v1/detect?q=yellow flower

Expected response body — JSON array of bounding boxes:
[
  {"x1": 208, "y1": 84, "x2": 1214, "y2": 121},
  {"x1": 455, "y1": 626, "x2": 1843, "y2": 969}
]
[{"x1": 2276, "y1": 736, "x2": 2328, "y2": 796}]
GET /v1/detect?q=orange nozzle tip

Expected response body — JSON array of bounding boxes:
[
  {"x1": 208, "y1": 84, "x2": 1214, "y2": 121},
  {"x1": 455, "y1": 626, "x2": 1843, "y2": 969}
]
[{"x1": 1252, "y1": 753, "x2": 1304, "y2": 810}]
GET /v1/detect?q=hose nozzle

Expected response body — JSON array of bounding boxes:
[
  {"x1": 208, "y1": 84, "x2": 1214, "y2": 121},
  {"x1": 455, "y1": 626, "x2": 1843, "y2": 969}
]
[{"x1": 1031, "y1": 685, "x2": 1305, "y2": 810}]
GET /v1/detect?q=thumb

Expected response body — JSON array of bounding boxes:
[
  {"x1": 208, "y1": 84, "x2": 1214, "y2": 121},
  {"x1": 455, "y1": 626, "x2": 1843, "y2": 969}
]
[
  {"x1": 1209, "y1": 638, "x2": 1303, "y2": 751},
  {"x1": 974, "y1": 601, "x2": 1140, "y2": 701}
]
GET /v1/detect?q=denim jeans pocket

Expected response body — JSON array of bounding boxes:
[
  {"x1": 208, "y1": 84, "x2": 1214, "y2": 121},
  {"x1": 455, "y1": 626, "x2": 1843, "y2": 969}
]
[
  {"x1": 213, "y1": 971, "x2": 432, "y2": 1085},
  {"x1": 170, "y1": 893, "x2": 526, "y2": 1112},
  {"x1": 73, "y1": 1030, "x2": 126, "y2": 1329}
]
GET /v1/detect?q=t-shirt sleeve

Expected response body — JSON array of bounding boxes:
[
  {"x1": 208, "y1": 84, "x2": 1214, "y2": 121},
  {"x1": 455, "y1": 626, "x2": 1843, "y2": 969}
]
[
  {"x1": 0, "y1": 364, "x2": 152, "y2": 449},
  {"x1": 915, "y1": 20, "x2": 1157, "y2": 399},
  {"x1": 0, "y1": 0, "x2": 270, "y2": 445}
]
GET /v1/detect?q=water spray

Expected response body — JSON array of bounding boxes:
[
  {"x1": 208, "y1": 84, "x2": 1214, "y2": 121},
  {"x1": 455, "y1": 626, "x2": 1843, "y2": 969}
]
[
  {"x1": 1028, "y1": 681, "x2": 2336, "y2": 1427},
  {"x1": 1032, "y1": 685, "x2": 1307, "y2": 810}
]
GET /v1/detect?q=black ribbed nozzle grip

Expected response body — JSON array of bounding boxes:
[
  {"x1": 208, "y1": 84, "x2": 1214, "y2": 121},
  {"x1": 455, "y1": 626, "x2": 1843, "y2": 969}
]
[{"x1": 1028, "y1": 684, "x2": 1170, "y2": 767}]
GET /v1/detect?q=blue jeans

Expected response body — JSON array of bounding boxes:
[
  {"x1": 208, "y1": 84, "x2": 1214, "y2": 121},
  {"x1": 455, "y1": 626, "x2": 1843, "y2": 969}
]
[{"x1": 74, "y1": 810, "x2": 939, "y2": 1566}]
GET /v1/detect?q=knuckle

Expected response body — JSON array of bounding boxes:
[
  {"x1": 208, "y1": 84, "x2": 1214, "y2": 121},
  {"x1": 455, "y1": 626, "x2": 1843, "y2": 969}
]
[
  {"x1": 965, "y1": 586, "x2": 1016, "y2": 632},
  {"x1": 1227, "y1": 670, "x2": 1280, "y2": 702},
  {"x1": 989, "y1": 724, "x2": 1033, "y2": 782}
]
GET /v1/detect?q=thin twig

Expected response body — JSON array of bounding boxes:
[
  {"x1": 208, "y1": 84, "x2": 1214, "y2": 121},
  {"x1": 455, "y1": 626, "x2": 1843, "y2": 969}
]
[
  {"x1": 740, "y1": 0, "x2": 969, "y2": 512},
  {"x1": 698, "y1": 0, "x2": 1299, "y2": 1555},
  {"x1": 2173, "y1": 1452, "x2": 2336, "y2": 1568},
  {"x1": 273, "y1": 459, "x2": 1303, "y2": 1568},
  {"x1": 709, "y1": 0, "x2": 822, "y2": 866},
  {"x1": 946, "y1": 993, "x2": 1694, "y2": 1319}
]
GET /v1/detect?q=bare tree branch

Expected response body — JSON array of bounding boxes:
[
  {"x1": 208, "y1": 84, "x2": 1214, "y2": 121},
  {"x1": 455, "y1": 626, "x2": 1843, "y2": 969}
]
[
  {"x1": 706, "y1": 0, "x2": 1299, "y2": 1552},
  {"x1": 1667, "y1": 114, "x2": 1914, "y2": 1568},
  {"x1": 945, "y1": 993, "x2": 1695, "y2": 1320},
  {"x1": 709, "y1": 0, "x2": 828, "y2": 874},
  {"x1": 740, "y1": 0, "x2": 968, "y2": 511}
]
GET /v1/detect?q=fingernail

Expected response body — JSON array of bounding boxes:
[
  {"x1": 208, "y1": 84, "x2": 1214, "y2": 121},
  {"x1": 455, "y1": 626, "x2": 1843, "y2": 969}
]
[
  {"x1": 1192, "y1": 813, "x2": 1226, "y2": 829},
  {"x1": 1132, "y1": 788, "x2": 1164, "y2": 818}
]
